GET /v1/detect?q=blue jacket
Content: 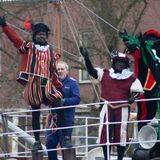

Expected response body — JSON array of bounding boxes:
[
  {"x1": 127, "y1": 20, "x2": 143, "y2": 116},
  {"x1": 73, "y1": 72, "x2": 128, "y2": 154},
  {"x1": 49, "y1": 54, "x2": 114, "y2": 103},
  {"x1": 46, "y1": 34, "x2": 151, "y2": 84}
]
[{"x1": 53, "y1": 75, "x2": 80, "y2": 122}]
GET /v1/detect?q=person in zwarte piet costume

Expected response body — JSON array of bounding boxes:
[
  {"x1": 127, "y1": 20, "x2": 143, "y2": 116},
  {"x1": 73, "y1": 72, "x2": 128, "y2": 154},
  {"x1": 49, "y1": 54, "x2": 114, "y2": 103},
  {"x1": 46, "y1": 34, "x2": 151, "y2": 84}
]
[
  {"x1": 80, "y1": 47, "x2": 143, "y2": 160},
  {"x1": 0, "y1": 16, "x2": 63, "y2": 151}
]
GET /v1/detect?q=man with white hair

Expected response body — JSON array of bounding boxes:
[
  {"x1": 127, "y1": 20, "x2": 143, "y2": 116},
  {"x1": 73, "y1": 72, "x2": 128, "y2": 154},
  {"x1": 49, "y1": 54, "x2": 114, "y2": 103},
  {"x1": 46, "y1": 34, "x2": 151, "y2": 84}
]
[{"x1": 45, "y1": 61, "x2": 80, "y2": 160}]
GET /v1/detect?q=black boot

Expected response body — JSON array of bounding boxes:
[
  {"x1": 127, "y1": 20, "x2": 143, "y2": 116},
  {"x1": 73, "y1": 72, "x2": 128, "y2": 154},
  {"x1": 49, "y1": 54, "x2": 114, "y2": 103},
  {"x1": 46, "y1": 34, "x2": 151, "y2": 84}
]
[
  {"x1": 32, "y1": 141, "x2": 42, "y2": 152},
  {"x1": 117, "y1": 145, "x2": 125, "y2": 160},
  {"x1": 63, "y1": 136, "x2": 73, "y2": 148}
]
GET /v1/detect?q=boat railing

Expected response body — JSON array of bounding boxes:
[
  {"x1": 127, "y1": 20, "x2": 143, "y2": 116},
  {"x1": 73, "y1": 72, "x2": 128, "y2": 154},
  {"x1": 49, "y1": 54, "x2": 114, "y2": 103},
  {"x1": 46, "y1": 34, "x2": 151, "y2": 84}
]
[{"x1": 0, "y1": 99, "x2": 159, "y2": 160}]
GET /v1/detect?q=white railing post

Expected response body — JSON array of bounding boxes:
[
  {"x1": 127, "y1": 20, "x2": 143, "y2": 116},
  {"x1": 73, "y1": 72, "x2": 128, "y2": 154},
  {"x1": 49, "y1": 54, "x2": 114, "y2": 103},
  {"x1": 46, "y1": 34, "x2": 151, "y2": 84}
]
[
  {"x1": 1, "y1": 113, "x2": 9, "y2": 159},
  {"x1": 85, "y1": 117, "x2": 89, "y2": 160},
  {"x1": 105, "y1": 101, "x2": 110, "y2": 160}
]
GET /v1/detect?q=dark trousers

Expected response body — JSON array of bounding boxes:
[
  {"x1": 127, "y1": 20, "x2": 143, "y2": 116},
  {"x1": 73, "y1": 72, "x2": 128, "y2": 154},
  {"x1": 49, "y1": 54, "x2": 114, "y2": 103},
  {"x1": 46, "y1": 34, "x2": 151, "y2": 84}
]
[
  {"x1": 45, "y1": 121, "x2": 73, "y2": 160},
  {"x1": 31, "y1": 105, "x2": 41, "y2": 141},
  {"x1": 102, "y1": 145, "x2": 125, "y2": 160},
  {"x1": 31, "y1": 100, "x2": 66, "y2": 142}
]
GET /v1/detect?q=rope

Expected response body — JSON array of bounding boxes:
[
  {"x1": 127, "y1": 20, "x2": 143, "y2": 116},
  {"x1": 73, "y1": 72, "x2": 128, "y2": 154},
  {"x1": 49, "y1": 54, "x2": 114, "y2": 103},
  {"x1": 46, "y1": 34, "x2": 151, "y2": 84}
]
[
  {"x1": 74, "y1": 0, "x2": 119, "y2": 32},
  {"x1": 45, "y1": 112, "x2": 57, "y2": 132},
  {"x1": 62, "y1": 0, "x2": 80, "y2": 51},
  {"x1": 5, "y1": 21, "x2": 80, "y2": 60},
  {"x1": 79, "y1": 0, "x2": 111, "y2": 57},
  {"x1": 8, "y1": 22, "x2": 30, "y2": 35},
  {"x1": 1, "y1": 2, "x2": 132, "y2": 103},
  {"x1": 62, "y1": 0, "x2": 100, "y2": 100}
]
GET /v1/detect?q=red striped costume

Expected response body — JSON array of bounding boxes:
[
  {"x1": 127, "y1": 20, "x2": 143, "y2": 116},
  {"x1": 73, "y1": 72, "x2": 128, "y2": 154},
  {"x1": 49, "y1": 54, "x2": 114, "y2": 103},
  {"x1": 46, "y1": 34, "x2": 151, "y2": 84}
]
[{"x1": 3, "y1": 25, "x2": 62, "y2": 106}]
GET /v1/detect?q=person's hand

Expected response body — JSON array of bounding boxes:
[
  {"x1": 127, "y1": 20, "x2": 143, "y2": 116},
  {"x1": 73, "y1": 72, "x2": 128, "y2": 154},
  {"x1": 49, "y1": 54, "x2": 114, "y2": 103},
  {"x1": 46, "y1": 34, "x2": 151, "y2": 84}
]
[
  {"x1": 54, "y1": 99, "x2": 63, "y2": 107},
  {"x1": 128, "y1": 97, "x2": 135, "y2": 104},
  {"x1": 119, "y1": 29, "x2": 136, "y2": 53},
  {"x1": 119, "y1": 29, "x2": 128, "y2": 42},
  {"x1": 120, "y1": 29, "x2": 141, "y2": 53},
  {"x1": 61, "y1": 98, "x2": 65, "y2": 106},
  {"x1": 79, "y1": 46, "x2": 89, "y2": 58},
  {"x1": 0, "y1": 16, "x2": 6, "y2": 27},
  {"x1": 150, "y1": 117, "x2": 158, "y2": 127},
  {"x1": 126, "y1": 43, "x2": 138, "y2": 53}
]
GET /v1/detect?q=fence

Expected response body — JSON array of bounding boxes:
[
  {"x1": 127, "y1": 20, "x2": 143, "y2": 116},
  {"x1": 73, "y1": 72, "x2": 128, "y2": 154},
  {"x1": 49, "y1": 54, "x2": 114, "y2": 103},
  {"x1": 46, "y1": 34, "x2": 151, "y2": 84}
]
[{"x1": 0, "y1": 99, "x2": 160, "y2": 160}]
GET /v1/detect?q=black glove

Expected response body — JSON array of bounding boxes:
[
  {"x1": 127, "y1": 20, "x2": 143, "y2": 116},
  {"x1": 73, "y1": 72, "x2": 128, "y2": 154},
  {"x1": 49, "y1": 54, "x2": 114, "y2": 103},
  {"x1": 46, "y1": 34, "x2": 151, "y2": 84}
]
[
  {"x1": 126, "y1": 43, "x2": 138, "y2": 53},
  {"x1": 119, "y1": 29, "x2": 128, "y2": 42},
  {"x1": 120, "y1": 29, "x2": 139, "y2": 53},
  {"x1": 79, "y1": 46, "x2": 89, "y2": 58},
  {"x1": 119, "y1": 29, "x2": 135, "y2": 52},
  {"x1": 53, "y1": 99, "x2": 63, "y2": 107},
  {"x1": 128, "y1": 97, "x2": 135, "y2": 104},
  {"x1": 0, "y1": 16, "x2": 6, "y2": 27}
]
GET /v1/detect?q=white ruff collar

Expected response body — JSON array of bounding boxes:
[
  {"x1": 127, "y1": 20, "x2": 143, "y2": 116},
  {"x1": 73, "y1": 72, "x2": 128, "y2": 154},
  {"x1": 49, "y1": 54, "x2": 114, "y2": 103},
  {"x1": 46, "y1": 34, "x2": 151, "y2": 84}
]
[
  {"x1": 109, "y1": 68, "x2": 133, "y2": 79},
  {"x1": 34, "y1": 44, "x2": 49, "y2": 52}
]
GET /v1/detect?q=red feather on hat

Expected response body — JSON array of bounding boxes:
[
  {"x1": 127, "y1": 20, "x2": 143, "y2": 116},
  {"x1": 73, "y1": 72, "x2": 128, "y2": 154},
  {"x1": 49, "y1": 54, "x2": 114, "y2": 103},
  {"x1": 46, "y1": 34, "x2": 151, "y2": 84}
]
[{"x1": 23, "y1": 16, "x2": 32, "y2": 31}]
